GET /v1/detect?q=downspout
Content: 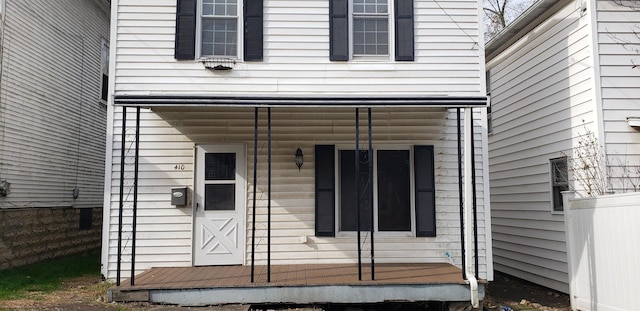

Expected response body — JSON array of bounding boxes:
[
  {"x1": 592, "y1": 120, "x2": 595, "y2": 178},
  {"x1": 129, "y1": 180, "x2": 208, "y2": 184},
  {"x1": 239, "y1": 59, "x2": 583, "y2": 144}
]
[
  {"x1": 464, "y1": 108, "x2": 479, "y2": 308},
  {"x1": 0, "y1": 0, "x2": 6, "y2": 185}
]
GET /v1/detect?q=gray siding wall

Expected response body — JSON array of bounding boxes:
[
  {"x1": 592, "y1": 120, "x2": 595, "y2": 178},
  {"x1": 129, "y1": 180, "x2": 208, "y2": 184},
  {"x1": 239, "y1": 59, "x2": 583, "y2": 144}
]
[
  {"x1": 0, "y1": 0, "x2": 110, "y2": 209},
  {"x1": 595, "y1": 0, "x2": 640, "y2": 192},
  {"x1": 487, "y1": 2, "x2": 595, "y2": 293},
  {"x1": 103, "y1": 107, "x2": 490, "y2": 282}
]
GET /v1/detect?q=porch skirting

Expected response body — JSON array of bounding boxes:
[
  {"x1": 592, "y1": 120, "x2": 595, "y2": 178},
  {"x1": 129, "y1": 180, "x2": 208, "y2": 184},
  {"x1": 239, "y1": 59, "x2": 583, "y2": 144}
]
[{"x1": 109, "y1": 263, "x2": 485, "y2": 306}]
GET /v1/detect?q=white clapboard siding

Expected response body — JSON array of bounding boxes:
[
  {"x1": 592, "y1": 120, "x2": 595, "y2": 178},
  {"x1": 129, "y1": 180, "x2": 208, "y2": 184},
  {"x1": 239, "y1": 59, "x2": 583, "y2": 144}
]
[
  {"x1": 595, "y1": 1, "x2": 640, "y2": 193},
  {"x1": 112, "y1": 0, "x2": 483, "y2": 97},
  {"x1": 104, "y1": 107, "x2": 489, "y2": 281},
  {"x1": 0, "y1": 0, "x2": 110, "y2": 209},
  {"x1": 486, "y1": 2, "x2": 593, "y2": 293}
]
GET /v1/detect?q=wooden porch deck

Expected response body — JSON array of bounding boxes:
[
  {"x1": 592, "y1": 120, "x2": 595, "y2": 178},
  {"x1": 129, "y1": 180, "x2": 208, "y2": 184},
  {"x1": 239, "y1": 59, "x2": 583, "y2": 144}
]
[{"x1": 110, "y1": 263, "x2": 484, "y2": 306}]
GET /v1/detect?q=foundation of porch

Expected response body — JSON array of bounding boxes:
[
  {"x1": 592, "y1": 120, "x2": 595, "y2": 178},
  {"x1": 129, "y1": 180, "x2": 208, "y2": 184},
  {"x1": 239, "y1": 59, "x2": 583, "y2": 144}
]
[{"x1": 109, "y1": 263, "x2": 485, "y2": 306}]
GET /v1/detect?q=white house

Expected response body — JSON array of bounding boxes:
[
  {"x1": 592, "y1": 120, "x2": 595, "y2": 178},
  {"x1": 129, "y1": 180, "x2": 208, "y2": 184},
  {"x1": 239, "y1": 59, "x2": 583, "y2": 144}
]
[
  {"x1": 486, "y1": 0, "x2": 640, "y2": 293},
  {"x1": 0, "y1": 0, "x2": 110, "y2": 269},
  {"x1": 102, "y1": 0, "x2": 492, "y2": 307}
]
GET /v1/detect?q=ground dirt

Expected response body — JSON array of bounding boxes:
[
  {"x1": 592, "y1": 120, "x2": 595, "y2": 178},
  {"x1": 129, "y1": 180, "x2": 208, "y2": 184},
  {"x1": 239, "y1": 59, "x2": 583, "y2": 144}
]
[{"x1": 0, "y1": 272, "x2": 571, "y2": 311}]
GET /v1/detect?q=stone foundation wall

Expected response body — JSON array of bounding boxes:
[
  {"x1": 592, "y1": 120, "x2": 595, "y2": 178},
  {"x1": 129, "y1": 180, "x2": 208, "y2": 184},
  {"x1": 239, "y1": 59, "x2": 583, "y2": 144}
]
[{"x1": 0, "y1": 207, "x2": 102, "y2": 270}]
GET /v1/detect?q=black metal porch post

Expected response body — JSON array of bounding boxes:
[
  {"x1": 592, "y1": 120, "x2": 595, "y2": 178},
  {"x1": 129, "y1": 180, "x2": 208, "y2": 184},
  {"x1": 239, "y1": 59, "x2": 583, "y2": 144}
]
[
  {"x1": 368, "y1": 108, "x2": 374, "y2": 280},
  {"x1": 267, "y1": 107, "x2": 272, "y2": 283},
  {"x1": 251, "y1": 108, "x2": 258, "y2": 283},
  {"x1": 130, "y1": 107, "x2": 141, "y2": 286},
  {"x1": 470, "y1": 109, "x2": 479, "y2": 277},
  {"x1": 355, "y1": 108, "x2": 362, "y2": 281},
  {"x1": 116, "y1": 106, "x2": 127, "y2": 286},
  {"x1": 457, "y1": 108, "x2": 466, "y2": 280}
]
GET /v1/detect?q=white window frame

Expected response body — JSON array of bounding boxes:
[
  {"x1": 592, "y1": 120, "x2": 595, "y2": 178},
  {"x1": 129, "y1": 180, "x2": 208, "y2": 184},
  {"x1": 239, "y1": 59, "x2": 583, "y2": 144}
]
[
  {"x1": 196, "y1": 0, "x2": 243, "y2": 59},
  {"x1": 335, "y1": 144, "x2": 415, "y2": 237},
  {"x1": 550, "y1": 157, "x2": 569, "y2": 214},
  {"x1": 100, "y1": 38, "x2": 109, "y2": 104},
  {"x1": 349, "y1": 0, "x2": 395, "y2": 61}
]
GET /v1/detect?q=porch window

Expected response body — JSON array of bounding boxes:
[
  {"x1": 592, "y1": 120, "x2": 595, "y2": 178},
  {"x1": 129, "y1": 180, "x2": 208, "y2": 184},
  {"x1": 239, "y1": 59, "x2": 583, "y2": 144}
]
[
  {"x1": 174, "y1": 0, "x2": 263, "y2": 60},
  {"x1": 550, "y1": 157, "x2": 568, "y2": 212},
  {"x1": 330, "y1": 0, "x2": 414, "y2": 61},
  {"x1": 339, "y1": 149, "x2": 411, "y2": 232},
  {"x1": 315, "y1": 145, "x2": 435, "y2": 237}
]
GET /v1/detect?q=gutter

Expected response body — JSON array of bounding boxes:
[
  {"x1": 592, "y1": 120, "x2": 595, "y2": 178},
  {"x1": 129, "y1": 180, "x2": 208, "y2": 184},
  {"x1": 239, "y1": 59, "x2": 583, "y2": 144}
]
[{"x1": 464, "y1": 108, "x2": 479, "y2": 308}]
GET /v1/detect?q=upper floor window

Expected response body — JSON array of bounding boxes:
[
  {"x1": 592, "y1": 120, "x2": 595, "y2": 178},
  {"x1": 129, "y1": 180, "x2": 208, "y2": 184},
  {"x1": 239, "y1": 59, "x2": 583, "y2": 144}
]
[
  {"x1": 200, "y1": 0, "x2": 239, "y2": 57},
  {"x1": 175, "y1": 0, "x2": 263, "y2": 61},
  {"x1": 101, "y1": 39, "x2": 109, "y2": 103},
  {"x1": 330, "y1": 0, "x2": 414, "y2": 61},
  {"x1": 352, "y1": 0, "x2": 389, "y2": 57}
]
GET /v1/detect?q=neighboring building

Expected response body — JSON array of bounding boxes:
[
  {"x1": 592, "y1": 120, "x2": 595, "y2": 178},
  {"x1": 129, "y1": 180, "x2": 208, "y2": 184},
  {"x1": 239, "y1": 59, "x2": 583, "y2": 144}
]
[
  {"x1": 103, "y1": 0, "x2": 493, "y2": 306},
  {"x1": 486, "y1": 0, "x2": 640, "y2": 293},
  {"x1": 0, "y1": 0, "x2": 110, "y2": 269}
]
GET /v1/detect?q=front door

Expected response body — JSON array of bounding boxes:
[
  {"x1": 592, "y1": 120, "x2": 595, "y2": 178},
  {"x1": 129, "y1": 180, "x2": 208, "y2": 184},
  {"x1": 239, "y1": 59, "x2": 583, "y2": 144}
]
[{"x1": 194, "y1": 145, "x2": 246, "y2": 266}]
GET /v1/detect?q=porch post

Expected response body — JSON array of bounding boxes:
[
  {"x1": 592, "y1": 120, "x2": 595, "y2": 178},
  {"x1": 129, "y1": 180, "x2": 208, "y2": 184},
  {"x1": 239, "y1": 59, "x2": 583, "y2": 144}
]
[
  {"x1": 116, "y1": 106, "x2": 127, "y2": 286},
  {"x1": 355, "y1": 108, "x2": 362, "y2": 281},
  {"x1": 130, "y1": 107, "x2": 141, "y2": 286},
  {"x1": 267, "y1": 107, "x2": 272, "y2": 282},
  {"x1": 456, "y1": 108, "x2": 466, "y2": 280},
  {"x1": 464, "y1": 108, "x2": 480, "y2": 307},
  {"x1": 368, "y1": 108, "x2": 374, "y2": 280},
  {"x1": 251, "y1": 107, "x2": 258, "y2": 283}
]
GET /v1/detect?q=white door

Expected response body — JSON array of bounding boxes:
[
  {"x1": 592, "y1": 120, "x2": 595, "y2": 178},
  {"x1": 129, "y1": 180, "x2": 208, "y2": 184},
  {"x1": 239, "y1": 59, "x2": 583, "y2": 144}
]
[{"x1": 194, "y1": 145, "x2": 246, "y2": 266}]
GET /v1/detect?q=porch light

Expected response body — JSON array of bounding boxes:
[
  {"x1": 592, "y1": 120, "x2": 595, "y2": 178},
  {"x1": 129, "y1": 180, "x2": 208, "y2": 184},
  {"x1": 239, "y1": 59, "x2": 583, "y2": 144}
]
[
  {"x1": 295, "y1": 148, "x2": 304, "y2": 171},
  {"x1": 627, "y1": 117, "x2": 640, "y2": 128}
]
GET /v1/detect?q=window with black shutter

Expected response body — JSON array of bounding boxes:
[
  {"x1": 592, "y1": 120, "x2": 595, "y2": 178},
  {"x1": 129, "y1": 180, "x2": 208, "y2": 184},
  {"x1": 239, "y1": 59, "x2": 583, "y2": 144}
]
[
  {"x1": 329, "y1": 0, "x2": 414, "y2": 61},
  {"x1": 174, "y1": 0, "x2": 263, "y2": 61},
  {"x1": 314, "y1": 145, "x2": 435, "y2": 237}
]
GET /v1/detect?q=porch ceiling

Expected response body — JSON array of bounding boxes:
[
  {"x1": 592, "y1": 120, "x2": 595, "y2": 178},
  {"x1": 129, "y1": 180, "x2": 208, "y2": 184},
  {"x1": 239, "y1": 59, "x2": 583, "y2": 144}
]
[{"x1": 113, "y1": 94, "x2": 488, "y2": 108}]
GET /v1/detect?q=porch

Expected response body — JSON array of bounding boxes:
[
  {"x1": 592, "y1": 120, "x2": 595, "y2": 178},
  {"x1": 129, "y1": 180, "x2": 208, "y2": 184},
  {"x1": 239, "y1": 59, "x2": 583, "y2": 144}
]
[{"x1": 109, "y1": 263, "x2": 484, "y2": 306}]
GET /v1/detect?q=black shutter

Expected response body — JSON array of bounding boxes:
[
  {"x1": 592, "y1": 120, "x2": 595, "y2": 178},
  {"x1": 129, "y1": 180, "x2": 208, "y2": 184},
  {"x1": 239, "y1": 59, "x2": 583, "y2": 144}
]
[
  {"x1": 175, "y1": 0, "x2": 197, "y2": 60},
  {"x1": 394, "y1": 0, "x2": 414, "y2": 61},
  {"x1": 414, "y1": 146, "x2": 435, "y2": 237},
  {"x1": 244, "y1": 0, "x2": 263, "y2": 61},
  {"x1": 315, "y1": 145, "x2": 336, "y2": 236},
  {"x1": 329, "y1": 0, "x2": 349, "y2": 61}
]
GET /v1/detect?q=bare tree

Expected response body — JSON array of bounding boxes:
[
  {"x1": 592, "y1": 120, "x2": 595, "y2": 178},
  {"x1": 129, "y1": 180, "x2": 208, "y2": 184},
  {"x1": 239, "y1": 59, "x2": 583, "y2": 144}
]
[
  {"x1": 609, "y1": 1, "x2": 640, "y2": 68},
  {"x1": 484, "y1": 0, "x2": 536, "y2": 41}
]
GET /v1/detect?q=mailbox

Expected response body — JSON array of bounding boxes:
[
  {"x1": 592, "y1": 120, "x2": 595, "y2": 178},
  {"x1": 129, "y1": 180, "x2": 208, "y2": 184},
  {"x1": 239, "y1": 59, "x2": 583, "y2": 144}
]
[{"x1": 171, "y1": 187, "x2": 187, "y2": 206}]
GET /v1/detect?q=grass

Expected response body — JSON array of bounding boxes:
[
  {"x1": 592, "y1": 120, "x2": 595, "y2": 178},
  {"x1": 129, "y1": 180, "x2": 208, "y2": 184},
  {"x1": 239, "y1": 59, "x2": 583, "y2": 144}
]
[{"x1": 0, "y1": 252, "x2": 101, "y2": 300}]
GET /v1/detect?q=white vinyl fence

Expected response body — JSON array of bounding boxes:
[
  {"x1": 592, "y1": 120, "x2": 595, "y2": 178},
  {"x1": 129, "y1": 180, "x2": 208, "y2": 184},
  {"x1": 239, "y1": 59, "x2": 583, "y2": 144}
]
[{"x1": 564, "y1": 192, "x2": 640, "y2": 311}]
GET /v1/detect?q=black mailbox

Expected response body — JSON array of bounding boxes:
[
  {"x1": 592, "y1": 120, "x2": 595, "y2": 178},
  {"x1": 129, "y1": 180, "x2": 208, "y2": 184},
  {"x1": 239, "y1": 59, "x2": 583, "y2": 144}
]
[{"x1": 171, "y1": 187, "x2": 187, "y2": 206}]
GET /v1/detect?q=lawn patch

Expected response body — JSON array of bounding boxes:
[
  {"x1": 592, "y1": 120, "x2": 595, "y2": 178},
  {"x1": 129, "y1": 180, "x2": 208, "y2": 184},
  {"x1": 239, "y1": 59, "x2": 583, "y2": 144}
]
[{"x1": 0, "y1": 252, "x2": 100, "y2": 299}]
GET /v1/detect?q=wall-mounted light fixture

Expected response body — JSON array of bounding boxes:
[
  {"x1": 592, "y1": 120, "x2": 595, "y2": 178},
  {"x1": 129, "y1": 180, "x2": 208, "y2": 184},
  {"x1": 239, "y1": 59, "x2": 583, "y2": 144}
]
[
  {"x1": 295, "y1": 148, "x2": 304, "y2": 171},
  {"x1": 73, "y1": 187, "x2": 80, "y2": 199},
  {"x1": 627, "y1": 117, "x2": 640, "y2": 129}
]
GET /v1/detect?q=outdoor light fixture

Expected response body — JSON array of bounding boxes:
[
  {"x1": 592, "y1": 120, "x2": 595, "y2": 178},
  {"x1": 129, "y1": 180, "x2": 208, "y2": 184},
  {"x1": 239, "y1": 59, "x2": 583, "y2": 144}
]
[{"x1": 295, "y1": 148, "x2": 304, "y2": 171}]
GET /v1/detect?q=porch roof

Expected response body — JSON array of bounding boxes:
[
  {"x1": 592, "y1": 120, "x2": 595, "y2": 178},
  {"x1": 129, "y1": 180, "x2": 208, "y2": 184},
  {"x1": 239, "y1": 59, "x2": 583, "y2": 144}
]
[
  {"x1": 110, "y1": 263, "x2": 484, "y2": 306},
  {"x1": 113, "y1": 94, "x2": 488, "y2": 108}
]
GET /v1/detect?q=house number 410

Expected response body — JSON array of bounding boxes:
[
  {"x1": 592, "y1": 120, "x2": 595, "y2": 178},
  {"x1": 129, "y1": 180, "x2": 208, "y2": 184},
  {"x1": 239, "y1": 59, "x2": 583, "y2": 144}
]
[{"x1": 174, "y1": 164, "x2": 185, "y2": 171}]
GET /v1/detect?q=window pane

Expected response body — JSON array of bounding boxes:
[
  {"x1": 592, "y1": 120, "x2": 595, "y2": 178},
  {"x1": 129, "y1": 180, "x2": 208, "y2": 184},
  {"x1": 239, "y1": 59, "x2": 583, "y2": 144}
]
[
  {"x1": 205, "y1": 184, "x2": 235, "y2": 210},
  {"x1": 339, "y1": 150, "x2": 372, "y2": 231},
  {"x1": 377, "y1": 150, "x2": 411, "y2": 231},
  {"x1": 203, "y1": 0, "x2": 237, "y2": 16},
  {"x1": 353, "y1": 0, "x2": 387, "y2": 13},
  {"x1": 202, "y1": 18, "x2": 237, "y2": 56},
  {"x1": 205, "y1": 153, "x2": 236, "y2": 180},
  {"x1": 353, "y1": 18, "x2": 388, "y2": 56}
]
